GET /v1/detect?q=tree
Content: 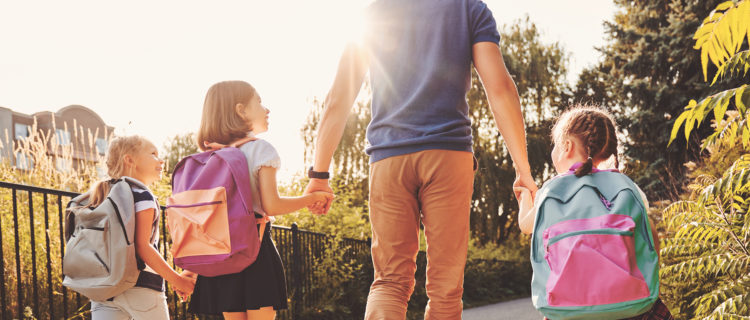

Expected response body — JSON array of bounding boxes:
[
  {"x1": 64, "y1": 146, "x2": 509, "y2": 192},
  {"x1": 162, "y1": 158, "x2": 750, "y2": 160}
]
[
  {"x1": 297, "y1": 93, "x2": 373, "y2": 236},
  {"x1": 575, "y1": 0, "x2": 745, "y2": 200},
  {"x1": 662, "y1": 1, "x2": 750, "y2": 318},
  {"x1": 499, "y1": 16, "x2": 571, "y2": 125},
  {"x1": 469, "y1": 18, "x2": 570, "y2": 243},
  {"x1": 162, "y1": 133, "x2": 199, "y2": 174},
  {"x1": 302, "y1": 92, "x2": 372, "y2": 210}
]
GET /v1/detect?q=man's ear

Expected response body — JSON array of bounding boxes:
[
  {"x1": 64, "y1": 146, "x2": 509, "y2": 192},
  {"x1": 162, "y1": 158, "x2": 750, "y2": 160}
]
[{"x1": 235, "y1": 103, "x2": 246, "y2": 120}]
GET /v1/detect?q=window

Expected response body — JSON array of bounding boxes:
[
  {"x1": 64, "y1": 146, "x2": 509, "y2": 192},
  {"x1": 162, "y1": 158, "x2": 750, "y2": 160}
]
[
  {"x1": 55, "y1": 129, "x2": 71, "y2": 146},
  {"x1": 14, "y1": 123, "x2": 29, "y2": 140},
  {"x1": 55, "y1": 158, "x2": 70, "y2": 172},
  {"x1": 95, "y1": 138, "x2": 108, "y2": 155},
  {"x1": 15, "y1": 153, "x2": 34, "y2": 170}
]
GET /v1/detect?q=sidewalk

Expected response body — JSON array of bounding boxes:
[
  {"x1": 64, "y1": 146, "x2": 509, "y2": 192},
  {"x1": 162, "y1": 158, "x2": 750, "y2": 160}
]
[{"x1": 462, "y1": 297, "x2": 543, "y2": 320}]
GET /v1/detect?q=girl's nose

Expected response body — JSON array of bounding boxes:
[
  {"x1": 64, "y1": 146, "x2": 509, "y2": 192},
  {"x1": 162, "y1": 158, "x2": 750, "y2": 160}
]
[{"x1": 265, "y1": 107, "x2": 270, "y2": 114}]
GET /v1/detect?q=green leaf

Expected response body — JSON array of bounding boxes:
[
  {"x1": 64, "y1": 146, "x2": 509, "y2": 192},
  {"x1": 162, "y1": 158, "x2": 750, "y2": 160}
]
[
  {"x1": 685, "y1": 116, "x2": 697, "y2": 143},
  {"x1": 708, "y1": 40, "x2": 721, "y2": 72},
  {"x1": 702, "y1": 46, "x2": 710, "y2": 81},
  {"x1": 715, "y1": 1, "x2": 735, "y2": 12},
  {"x1": 714, "y1": 93, "x2": 730, "y2": 124},
  {"x1": 669, "y1": 109, "x2": 693, "y2": 146},
  {"x1": 737, "y1": 84, "x2": 748, "y2": 114}
]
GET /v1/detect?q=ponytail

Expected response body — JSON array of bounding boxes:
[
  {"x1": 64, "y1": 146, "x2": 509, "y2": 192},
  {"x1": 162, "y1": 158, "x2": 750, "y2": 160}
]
[
  {"x1": 87, "y1": 179, "x2": 114, "y2": 208},
  {"x1": 575, "y1": 157, "x2": 594, "y2": 177}
]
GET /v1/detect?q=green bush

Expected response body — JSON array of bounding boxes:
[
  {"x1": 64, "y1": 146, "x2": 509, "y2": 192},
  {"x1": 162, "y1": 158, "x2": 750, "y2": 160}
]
[{"x1": 663, "y1": 2, "x2": 750, "y2": 318}]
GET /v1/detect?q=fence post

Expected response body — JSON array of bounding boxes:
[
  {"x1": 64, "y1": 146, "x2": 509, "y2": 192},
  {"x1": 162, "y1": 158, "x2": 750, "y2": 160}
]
[{"x1": 291, "y1": 222, "x2": 301, "y2": 320}]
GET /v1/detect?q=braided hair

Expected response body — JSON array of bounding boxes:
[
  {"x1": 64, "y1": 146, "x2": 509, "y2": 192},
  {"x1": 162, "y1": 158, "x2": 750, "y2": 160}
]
[{"x1": 551, "y1": 105, "x2": 619, "y2": 177}]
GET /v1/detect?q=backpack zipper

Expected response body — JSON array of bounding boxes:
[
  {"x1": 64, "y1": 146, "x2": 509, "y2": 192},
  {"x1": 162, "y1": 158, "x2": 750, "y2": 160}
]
[
  {"x1": 166, "y1": 200, "x2": 223, "y2": 209},
  {"x1": 546, "y1": 228, "x2": 634, "y2": 250},
  {"x1": 94, "y1": 252, "x2": 111, "y2": 273},
  {"x1": 593, "y1": 188, "x2": 656, "y2": 252},
  {"x1": 594, "y1": 188, "x2": 612, "y2": 210},
  {"x1": 107, "y1": 197, "x2": 131, "y2": 245}
]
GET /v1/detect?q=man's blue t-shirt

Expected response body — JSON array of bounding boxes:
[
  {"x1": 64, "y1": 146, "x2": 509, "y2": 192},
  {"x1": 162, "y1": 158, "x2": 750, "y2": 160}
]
[{"x1": 364, "y1": 0, "x2": 501, "y2": 162}]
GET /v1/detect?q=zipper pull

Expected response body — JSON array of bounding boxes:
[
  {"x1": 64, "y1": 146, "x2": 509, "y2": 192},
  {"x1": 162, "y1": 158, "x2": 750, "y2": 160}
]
[{"x1": 595, "y1": 189, "x2": 612, "y2": 210}]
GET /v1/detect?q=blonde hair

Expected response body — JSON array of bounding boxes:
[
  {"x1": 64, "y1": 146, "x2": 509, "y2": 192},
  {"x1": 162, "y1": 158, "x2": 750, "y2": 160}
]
[
  {"x1": 196, "y1": 80, "x2": 256, "y2": 151},
  {"x1": 87, "y1": 135, "x2": 150, "y2": 208},
  {"x1": 551, "y1": 104, "x2": 619, "y2": 177}
]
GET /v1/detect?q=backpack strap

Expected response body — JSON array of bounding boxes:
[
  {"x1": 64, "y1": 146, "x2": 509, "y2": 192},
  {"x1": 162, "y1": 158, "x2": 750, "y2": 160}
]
[
  {"x1": 257, "y1": 215, "x2": 270, "y2": 242},
  {"x1": 203, "y1": 136, "x2": 257, "y2": 151}
]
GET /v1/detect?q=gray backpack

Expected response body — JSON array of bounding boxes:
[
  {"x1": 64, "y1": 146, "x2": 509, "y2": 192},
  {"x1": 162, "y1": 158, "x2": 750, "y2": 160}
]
[{"x1": 62, "y1": 177, "x2": 150, "y2": 302}]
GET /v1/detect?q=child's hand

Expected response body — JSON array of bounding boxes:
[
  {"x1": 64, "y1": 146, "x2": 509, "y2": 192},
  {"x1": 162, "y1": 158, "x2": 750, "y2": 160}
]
[
  {"x1": 514, "y1": 186, "x2": 535, "y2": 234},
  {"x1": 309, "y1": 191, "x2": 334, "y2": 215},
  {"x1": 514, "y1": 186, "x2": 534, "y2": 213},
  {"x1": 176, "y1": 289, "x2": 189, "y2": 302},
  {"x1": 173, "y1": 273, "x2": 197, "y2": 302},
  {"x1": 180, "y1": 270, "x2": 197, "y2": 280},
  {"x1": 514, "y1": 187, "x2": 532, "y2": 205}
]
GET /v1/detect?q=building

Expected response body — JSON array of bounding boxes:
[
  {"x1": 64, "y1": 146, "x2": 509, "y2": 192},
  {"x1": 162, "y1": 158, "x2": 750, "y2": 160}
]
[{"x1": 0, "y1": 105, "x2": 114, "y2": 171}]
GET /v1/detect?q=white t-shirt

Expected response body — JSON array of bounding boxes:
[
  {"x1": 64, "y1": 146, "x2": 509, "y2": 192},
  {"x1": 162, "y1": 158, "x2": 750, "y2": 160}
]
[{"x1": 238, "y1": 138, "x2": 281, "y2": 217}]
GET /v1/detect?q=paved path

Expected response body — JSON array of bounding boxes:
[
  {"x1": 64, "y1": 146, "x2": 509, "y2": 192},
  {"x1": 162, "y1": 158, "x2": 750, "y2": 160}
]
[{"x1": 463, "y1": 297, "x2": 543, "y2": 320}]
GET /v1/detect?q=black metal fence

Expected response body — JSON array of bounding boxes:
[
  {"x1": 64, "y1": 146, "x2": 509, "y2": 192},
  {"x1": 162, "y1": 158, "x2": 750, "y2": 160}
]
[{"x1": 0, "y1": 181, "x2": 371, "y2": 320}]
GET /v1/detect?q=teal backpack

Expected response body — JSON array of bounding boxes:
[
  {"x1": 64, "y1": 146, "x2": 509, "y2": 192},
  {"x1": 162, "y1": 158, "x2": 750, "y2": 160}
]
[{"x1": 530, "y1": 167, "x2": 659, "y2": 320}]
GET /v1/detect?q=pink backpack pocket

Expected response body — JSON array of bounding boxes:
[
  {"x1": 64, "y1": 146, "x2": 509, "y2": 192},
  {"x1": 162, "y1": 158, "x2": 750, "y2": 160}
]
[
  {"x1": 543, "y1": 214, "x2": 650, "y2": 307},
  {"x1": 166, "y1": 187, "x2": 231, "y2": 259}
]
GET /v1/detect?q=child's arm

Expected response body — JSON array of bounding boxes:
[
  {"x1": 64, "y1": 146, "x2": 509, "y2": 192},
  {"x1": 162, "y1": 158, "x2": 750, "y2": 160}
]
[
  {"x1": 515, "y1": 187, "x2": 535, "y2": 234},
  {"x1": 259, "y1": 166, "x2": 334, "y2": 216},
  {"x1": 134, "y1": 208, "x2": 196, "y2": 298}
]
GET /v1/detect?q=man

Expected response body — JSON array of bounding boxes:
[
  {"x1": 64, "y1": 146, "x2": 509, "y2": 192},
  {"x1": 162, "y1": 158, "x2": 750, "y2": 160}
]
[{"x1": 305, "y1": 0, "x2": 537, "y2": 318}]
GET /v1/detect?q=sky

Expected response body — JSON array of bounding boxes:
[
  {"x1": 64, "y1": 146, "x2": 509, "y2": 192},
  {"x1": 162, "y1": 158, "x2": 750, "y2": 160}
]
[{"x1": 0, "y1": 0, "x2": 617, "y2": 181}]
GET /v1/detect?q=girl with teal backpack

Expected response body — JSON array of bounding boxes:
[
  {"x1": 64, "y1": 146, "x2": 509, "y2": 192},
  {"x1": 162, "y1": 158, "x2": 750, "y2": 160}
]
[{"x1": 516, "y1": 105, "x2": 673, "y2": 320}]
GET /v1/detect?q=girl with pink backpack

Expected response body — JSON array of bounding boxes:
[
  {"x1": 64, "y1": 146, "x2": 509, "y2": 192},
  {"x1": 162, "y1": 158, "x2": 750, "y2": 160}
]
[
  {"x1": 184, "y1": 80, "x2": 333, "y2": 320},
  {"x1": 516, "y1": 105, "x2": 673, "y2": 320}
]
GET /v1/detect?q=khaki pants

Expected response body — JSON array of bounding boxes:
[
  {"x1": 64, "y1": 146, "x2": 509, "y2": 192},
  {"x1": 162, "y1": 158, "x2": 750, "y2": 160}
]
[
  {"x1": 365, "y1": 150, "x2": 475, "y2": 320},
  {"x1": 91, "y1": 287, "x2": 170, "y2": 320}
]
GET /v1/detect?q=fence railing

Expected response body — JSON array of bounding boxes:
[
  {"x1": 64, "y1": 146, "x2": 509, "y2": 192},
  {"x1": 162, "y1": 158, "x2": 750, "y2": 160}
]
[{"x1": 0, "y1": 181, "x2": 371, "y2": 320}]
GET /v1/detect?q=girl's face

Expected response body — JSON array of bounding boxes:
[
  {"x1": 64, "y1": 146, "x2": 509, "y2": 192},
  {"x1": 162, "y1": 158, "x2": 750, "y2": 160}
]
[
  {"x1": 128, "y1": 140, "x2": 164, "y2": 185},
  {"x1": 238, "y1": 94, "x2": 270, "y2": 134}
]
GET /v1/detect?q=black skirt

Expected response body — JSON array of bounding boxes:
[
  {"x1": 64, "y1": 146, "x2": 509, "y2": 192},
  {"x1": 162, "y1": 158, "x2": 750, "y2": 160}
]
[{"x1": 188, "y1": 222, "x2": 288, "y2": 314}]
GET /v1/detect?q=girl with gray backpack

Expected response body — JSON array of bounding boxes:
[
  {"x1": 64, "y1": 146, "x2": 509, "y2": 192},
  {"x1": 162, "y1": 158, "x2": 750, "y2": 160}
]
[
  {"x1": 64, "y1": 135, "x2": 196, "y2": 319},
  {"x1": 516, "y1": 106, "x2": 673, "y2": 320}
]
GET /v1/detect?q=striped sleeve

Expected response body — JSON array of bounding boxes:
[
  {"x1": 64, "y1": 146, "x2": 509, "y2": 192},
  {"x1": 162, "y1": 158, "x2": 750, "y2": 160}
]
[{"x1": 132, "y1": 188, "x2": 157, "y2": 212}]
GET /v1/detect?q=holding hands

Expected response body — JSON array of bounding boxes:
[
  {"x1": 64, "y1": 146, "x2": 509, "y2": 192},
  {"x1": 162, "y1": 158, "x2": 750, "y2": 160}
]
[
  {"x1": 173, "y1": 270, "x2": 198, "y2": 302},
  {"x1": 304, "y1": 178, "x2": 334, "y2": 215},
  {"x1": 514, "y1": 172, "x2": 538, "y2": 235}
]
